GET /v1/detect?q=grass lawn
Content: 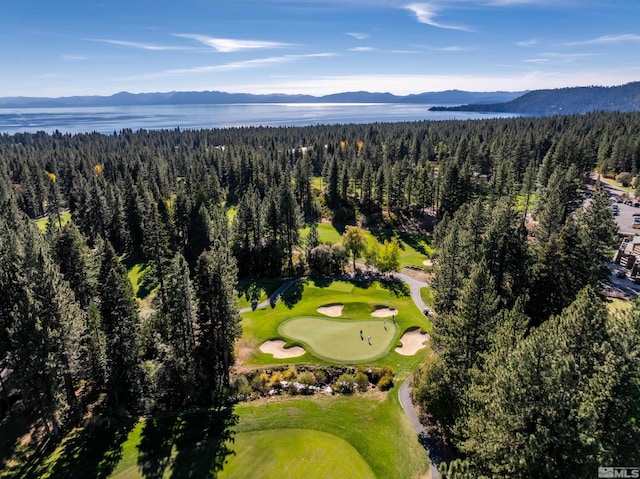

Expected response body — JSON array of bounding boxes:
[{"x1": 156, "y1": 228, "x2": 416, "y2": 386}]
[
  {"x1": 223, "y1": 393, "x2": 430, "y2": 479},
  {"x1": 123, "y1": 260, "x2": 153, "y2": 298},
  {"x1": 420, "y1": 287, "x2": 434, "y2": 307},
  {"x1": 34, "y1": 210, "x2": 71, "y2": 232},
  {"x1": 219, "y1": 429, "x2": 375, "y2": 479},
  {"x1": 29, "y1": 389, "x2": 429, "y2": 479},
  {"x1": 599, "y1": 175, "x2": 634, "y2": 195},
  {"x1": 240, "y1": 278, "x2": 432, "y2": 374},
  {"x1": 299, "y1": 221, "x2": 433, "y2": 267},
  {"x1": 227, "y1": 205, "x2": 238, "y2": 225}
]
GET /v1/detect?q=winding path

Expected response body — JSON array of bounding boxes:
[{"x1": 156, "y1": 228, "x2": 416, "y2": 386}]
[
  {"x1": 238, "y1": 278, "x2": 302, "y2": 314},
  {"x1": 239, "y1": 269, "x2": 442, "y2": 477}
]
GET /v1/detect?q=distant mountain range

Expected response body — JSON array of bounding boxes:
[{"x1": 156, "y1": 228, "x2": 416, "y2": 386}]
[
  {"x1": 429, "y1": 81, "x2": 640, "y2": 115},
  {"x1": 3, "y1": 82, "x2": 639, "y2": 114},
  {"x1": 0, "y1": 90, "x2": 525, "y2": 108}
]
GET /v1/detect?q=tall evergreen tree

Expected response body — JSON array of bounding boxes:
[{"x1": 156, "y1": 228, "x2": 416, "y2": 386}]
[
  {"x1": 194, "y1": 247, "x2": 242, "y2": 406},
  {"x1": 98, "y1": 242, "x2": 142, "y2": 411}
]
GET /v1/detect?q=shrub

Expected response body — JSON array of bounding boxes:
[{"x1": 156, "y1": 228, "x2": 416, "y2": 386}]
[
  {"x1": 251, "y1": 372, "x2": 270, "y2": 394},
  {"x1": 232, "y1": 375, "x2": 252, "y2": 398},
  {"x1": 354, "y1": 371, "x2": 370, "y2": 392},
  {"x1": 368, "y1": 366, "x2": 393, "y2": 385},
  {"x1": 297, "y1": 371, "x2": 317, "y2": 395},
  {"x1": 283, "y1": 366, "x2": 297, "y2": 381},
  {"x1": 269, "y1": 371, "x2": 284, "y2": 389},
  {"x1": 377, "y1": 375, "x2": 394, "y2": 391},
  {"x1": 314, "y1": 370, "x2": 327, "y2": 385},
  {"x1": 334, "y1": 373, "x2": 355, "y2": 394},
  {"x1": 616, "y1": 171, "x2": 633, "y2": 187}
]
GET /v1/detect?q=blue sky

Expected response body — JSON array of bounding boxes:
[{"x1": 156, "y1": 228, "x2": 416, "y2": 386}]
[{"x1": 2, "y1": 0, "x2": 639, "y2": 97}]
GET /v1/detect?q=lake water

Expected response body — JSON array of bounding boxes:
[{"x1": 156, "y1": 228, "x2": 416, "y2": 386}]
[{"x1": 0, "y1": 103, "x2": 520, "y2": 135}]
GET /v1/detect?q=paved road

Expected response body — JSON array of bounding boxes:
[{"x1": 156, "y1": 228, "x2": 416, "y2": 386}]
[
  {"x1": 395, "y1": 270, "x2": 430, "y2": 314},
  {"x1": 399, "y1": 377, "x2": 442, "y2": 479},
  {"x1": 238, "y1": 278, "x2": 301, "y2": 313}
]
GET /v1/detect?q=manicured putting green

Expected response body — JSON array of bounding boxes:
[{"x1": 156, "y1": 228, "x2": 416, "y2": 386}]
[
  {"x1": 219, "y1": 429, "x2": 375, "y2": 479},
  {"x1": 279, "y1": 317, "x2": 397, "y2": 362}
]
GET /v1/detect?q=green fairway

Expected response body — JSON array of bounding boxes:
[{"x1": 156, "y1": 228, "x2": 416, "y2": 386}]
[
  {"x1": 219, "y1": 429, "x2": 375, "y2": 479},
  {"x1": 279, "y1": 317, "x2": 397, "y2": 362},
  {"x1": 228, "y1": 394, "x2": 431, "y2": 479}
]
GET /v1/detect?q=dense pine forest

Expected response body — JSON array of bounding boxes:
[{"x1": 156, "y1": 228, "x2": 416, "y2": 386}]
[{"x1": 1, "y1": 111, "x2": 640, "y2": 477}]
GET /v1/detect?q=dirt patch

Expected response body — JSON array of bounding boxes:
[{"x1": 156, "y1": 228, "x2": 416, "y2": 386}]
[
  {"x1": 371, "y1": 305, "x2": 398, "y2": 318},
  {"x1": 317, "y1": 303, "x2": 344, "y2": 317},
  {"x1": 259, "y1": 340, "x2": 305, "y2": 358},
  {"x1": 395, "y1": 329, "x2": 429, "y2": 356}
]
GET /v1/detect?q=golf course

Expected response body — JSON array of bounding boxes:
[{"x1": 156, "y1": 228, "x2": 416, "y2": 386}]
[{"x1": 223, "y1": 275, "x2": 434, "y2": 478}]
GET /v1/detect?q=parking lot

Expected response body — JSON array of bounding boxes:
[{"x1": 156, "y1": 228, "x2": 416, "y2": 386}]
[
  {"x1": 596, "y1": 178, "x2": 640, "y2": 235},
  {"x1": 611, "y1": 201, "x2": 640, "y2": 235}
]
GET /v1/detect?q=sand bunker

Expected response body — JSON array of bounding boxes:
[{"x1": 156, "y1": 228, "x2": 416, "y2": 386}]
[
  {"x1": 371, "y1": 306, "x2": 399, "y2": 318},
  {"x1": 317, "y1": 303, "x2": 344, "y2": 317},
  {"x1": 395, "y1": 330, "x2": 429, "y2": 356},
  {"x1": 259, "y1": 340, "x2": 305, "y2": 358},
  {"x1": 423, "y1": 259, "x2": 434, "y2": 266}
]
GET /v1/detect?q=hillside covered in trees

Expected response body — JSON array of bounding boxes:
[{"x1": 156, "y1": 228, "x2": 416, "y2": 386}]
[
  {"x1": 1, "y1": 111, "x2": 639, "y2": 476},
  {"x1": 430, "y1": 81, "x2": 640, "y2": 115}
]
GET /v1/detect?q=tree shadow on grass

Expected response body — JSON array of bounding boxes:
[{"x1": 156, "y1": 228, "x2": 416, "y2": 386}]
[
  {"x1": 38, "y1": 419, "x2": 135, "y2": 479},
  {"x1": 281, "y1": 280, "x2": 304, "y2": 309},
  {"x1": 370, "y1": 228, "x2": 432, "y2": 258},
  {"x1": 0, "y1": 414, "x2": 30, "y2": 465},
  {"x1": 136, "y1": 415, "x2": 177, "y2": 478},
  {"x1": 310, "y1": 276, "x2": 334, "y2": 288},
  {"x1": 168, "y1": 408, "x2": 237, "y2": 479},
  {"x1": 397, "y1": 231, "x2": 431, "y2": 257},
  {"x1": 380, "y1": 278, "x2": 410, "y2": 297},
  {"x1": 136, "y1": 408, "x2": 237, "y2": 479}
]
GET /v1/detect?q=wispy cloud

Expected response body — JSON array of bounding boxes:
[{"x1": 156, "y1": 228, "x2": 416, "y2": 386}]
[
  {"x1": 165, "y1": 52, "x2": 336, "y2": 74},
  {"x1": 91, "y1": 39, "x2": 192, "y2": 51},
  {"x1": 434, "y1": 45, "x2": 470, "y2": 51},
  {"x1": 62, "y1": 54, "x2": 88, "y2": 61},
  {"x1": 174, "y1": 34, "x2": 294, "y2": 52},
  {"x1": 349, "y1": 46, "x2": 375, "y2": 52},
  {"x1": 524, "y1": 52, "x2": 596, "y2": 63},
  {"x1": 517, "y1": 39, "x2": 538, "y2": 47},
  {"x1": 563, "y1": 34, "x2": 640, "y2": 46},
  {"x1": 404, "y1": 3, "x2": 471, "y2": 31},
  {"x1": 346, "y1": 32, "x2": 369, "y2": 40},
  {"x1": 484, "y1": 0, "x2": 555, "y2": 5}
]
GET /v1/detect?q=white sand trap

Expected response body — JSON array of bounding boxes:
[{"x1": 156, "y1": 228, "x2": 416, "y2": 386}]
[
  {"x1": 423, "y1": 259, "x2": 434, "y2": 266},
  {"x1": 371, "y1": 306, "x2": 399, "y2": 318},
  {"x1": 259, "y1": 340, "x2": 305, "y2": 358},
  {"x1": 317, "y1": 303, "x2": 344, "y2": 317},
  {"x1": 395, "y1": 330, "x2": 429, "y2": 356}
]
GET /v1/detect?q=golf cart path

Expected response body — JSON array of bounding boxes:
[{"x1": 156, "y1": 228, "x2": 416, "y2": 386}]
[
  {"x1": 239, "y1": 270, "x2": 441, "y2": 477},
  {"x1": 238, "y1": 278, "x2": 302, "y2": 313}
]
